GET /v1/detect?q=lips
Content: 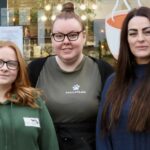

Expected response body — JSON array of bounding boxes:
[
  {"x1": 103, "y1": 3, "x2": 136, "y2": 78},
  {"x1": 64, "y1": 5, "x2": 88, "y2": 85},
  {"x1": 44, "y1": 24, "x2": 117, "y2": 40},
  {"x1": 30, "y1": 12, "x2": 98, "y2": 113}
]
[
  {"x1": 0, "y1": 74, "x2": 9, "y2": 77},
  {"x1": 62, "y1": 48, "x2": 72, "y2": 53},
  {"x1": 136, "y1": 46, "x2": 148, "y2": 50},
  {"x1": 62, "y1": 47, "x2": 72, "y2": 50}
]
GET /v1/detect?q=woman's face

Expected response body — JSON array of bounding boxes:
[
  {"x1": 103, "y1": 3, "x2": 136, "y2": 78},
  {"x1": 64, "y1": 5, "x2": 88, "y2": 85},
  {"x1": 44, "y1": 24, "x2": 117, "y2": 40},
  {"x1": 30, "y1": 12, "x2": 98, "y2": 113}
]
[
  {"x1": 0, "y1": 46, "x2": 18, "y2": 88},
  {"x1": 128, "y1": 16, "x2": 150, "y2": 64},
  {"x1": 52, "y1": 18, "x2": 86, "y2": 63}
]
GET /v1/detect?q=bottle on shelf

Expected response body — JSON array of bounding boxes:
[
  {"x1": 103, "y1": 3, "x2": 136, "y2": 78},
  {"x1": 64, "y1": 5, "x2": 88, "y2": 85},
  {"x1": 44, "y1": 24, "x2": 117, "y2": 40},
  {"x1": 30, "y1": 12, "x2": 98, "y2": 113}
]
[{"x1": 33, "y1": 39, "x2": 41, "y2": 58}]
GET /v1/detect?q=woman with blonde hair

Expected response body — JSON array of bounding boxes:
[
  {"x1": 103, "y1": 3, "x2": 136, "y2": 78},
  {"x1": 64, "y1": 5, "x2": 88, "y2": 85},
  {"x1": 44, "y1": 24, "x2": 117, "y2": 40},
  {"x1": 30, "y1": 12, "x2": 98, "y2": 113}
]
[{"x1": 28, "y1": 2, "x2": 114, "y2": 150}]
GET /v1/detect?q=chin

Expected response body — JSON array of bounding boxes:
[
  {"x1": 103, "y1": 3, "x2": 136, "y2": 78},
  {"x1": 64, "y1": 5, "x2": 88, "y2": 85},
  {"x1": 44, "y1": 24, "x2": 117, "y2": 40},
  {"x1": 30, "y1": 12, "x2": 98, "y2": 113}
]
[
  {"x1": 62, "y1": 54, "x2": 75, "y2": 59},
  {"x1": 135, "y1": 51, "x2": 150, "y2": 57}
]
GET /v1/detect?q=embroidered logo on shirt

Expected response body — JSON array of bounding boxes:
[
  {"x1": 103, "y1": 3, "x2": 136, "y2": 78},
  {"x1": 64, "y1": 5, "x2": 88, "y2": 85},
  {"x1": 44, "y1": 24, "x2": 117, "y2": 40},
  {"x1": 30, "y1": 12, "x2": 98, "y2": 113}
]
[
  {"x1": 72, "y1": 84, "x2": 80, "y2": 91},
  {"x1": 65, "y1": 83, "x2": 86, "y2": 94},
  {"x1": 23, "y1": 117, "x2": 40, "y2": 128}
]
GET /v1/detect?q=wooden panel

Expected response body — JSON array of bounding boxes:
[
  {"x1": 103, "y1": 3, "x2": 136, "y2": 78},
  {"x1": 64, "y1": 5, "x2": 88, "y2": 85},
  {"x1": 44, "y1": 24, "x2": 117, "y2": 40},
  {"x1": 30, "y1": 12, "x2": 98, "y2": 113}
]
[{"x1": 8, "y1": 0, "x2": 39, "y2": 8}]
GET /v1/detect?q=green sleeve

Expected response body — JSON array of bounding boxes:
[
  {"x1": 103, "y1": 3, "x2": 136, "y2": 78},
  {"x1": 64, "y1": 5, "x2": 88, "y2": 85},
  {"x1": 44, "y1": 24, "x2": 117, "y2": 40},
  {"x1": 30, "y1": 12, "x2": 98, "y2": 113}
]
[{"x1": 38, "y1": 98, "x2": 59, "y2": 150}]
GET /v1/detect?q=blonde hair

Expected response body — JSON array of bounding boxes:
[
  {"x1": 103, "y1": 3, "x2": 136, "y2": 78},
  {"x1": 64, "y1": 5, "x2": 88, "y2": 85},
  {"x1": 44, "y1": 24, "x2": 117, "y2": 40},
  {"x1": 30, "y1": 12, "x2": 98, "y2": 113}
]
[
  {"x1": 52, "y1": 2, "x2": 85, "y2": 31},
  {"x1": 0, "y1": 41, "x2": 41, "y2": 108}
]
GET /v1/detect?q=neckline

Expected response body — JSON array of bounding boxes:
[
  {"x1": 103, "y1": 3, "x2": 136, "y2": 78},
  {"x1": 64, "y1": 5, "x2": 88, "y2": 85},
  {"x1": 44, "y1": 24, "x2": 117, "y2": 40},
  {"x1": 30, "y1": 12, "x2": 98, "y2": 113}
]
[
  {"x1": 134, "y1": 64, "x2": 148, "y2": 78},
  {"x1": 55, "y1": 55, "x2": 86, "y2": 73}
]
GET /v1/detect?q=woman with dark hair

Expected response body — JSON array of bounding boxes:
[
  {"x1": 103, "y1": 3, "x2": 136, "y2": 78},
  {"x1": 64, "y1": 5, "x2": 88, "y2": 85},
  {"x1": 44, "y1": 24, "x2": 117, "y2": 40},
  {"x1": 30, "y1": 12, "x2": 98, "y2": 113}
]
[
  {"x1": 28, "y1": 2, "x2": 113, "y2": 150},
  {"x1": 0, "y1": 41, "x2": 59, "y2": 150},
  {"x1": 96, "y1": 6, "x2": 150, "y2": 150}
]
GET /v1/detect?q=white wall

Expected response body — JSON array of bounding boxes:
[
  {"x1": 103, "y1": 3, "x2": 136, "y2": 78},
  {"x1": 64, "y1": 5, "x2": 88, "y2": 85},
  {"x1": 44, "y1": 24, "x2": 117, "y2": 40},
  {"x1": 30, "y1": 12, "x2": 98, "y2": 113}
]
[{"x1": 95, "y1": 0, "x2": 150, "y2": 19}]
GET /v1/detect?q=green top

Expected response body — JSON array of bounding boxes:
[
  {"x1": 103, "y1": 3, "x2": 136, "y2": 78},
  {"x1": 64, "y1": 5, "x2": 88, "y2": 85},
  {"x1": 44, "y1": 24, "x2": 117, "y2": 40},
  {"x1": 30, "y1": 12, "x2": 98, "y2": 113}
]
[{"x1": 0, "y1": 98, "x2": 59, "y2": 150}]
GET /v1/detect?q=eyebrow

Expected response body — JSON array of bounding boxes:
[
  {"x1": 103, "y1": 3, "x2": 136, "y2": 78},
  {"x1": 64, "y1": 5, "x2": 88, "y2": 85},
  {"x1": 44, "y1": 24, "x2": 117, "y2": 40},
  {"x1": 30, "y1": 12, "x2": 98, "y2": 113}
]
[
  {"x1": 54, "y1": 30, "x2": 82, "y2": 34},
  {"x1": 128, "y1": 26, "x2": 150, "y2": 32}
]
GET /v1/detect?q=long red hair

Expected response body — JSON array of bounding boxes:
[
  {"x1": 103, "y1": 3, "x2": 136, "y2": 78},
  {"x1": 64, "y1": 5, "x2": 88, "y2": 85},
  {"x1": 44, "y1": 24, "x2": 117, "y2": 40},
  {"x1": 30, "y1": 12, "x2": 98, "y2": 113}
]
[{"x1": 0, "y1": 41, "x2": 41, "y2": 108}]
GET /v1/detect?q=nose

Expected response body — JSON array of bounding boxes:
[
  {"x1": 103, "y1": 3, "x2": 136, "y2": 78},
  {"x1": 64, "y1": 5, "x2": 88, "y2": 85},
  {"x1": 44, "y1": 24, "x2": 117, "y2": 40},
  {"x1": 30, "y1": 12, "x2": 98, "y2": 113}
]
[
  {"x1": 0, "y1": 63, "x2": 8, "y2": 70},
  {"x1": 63, "y1": 35, "x2": 70, "y2": 43},
  {"x1": 137, "y1": 33, "x2": 145, "y2": 41}
]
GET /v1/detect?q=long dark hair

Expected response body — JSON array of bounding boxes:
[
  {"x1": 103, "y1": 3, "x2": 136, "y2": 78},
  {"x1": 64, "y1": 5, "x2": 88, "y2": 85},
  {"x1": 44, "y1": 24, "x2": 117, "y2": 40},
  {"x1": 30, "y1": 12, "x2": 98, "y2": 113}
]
[
  {"x1": 52, "y1": 2, "x2": 85, "y2": 31},
  {"x1": 102, "y1": 6, "x2": 150, "y2": 133}
]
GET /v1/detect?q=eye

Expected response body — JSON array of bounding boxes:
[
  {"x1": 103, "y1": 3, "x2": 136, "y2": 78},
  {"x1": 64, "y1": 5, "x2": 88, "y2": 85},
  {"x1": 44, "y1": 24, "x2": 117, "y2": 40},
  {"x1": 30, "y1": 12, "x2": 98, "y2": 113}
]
[
  {"x1": 54, "y1": 33, "x2": 64, "y2": 39},
  {"x1": 8, "y1": 61, "x2": 18, "y2": 67},
  {"x1": 144, "y1": 30, "x2": 150, "y2": 36},
  {"x1": 68, "y1": 33, "x2": 78, "y2": 38},
  {"x1": 128, "y1": 32, "x2": 137, "y2": 36},
  {"x1": 0, "y1": 60, "x2": 3, "y2": 65}
]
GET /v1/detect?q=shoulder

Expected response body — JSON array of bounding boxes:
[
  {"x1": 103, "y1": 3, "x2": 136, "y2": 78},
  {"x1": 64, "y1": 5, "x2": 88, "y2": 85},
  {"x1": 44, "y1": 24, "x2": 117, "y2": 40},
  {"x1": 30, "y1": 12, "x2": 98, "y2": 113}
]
[
  {"x1": 104, "y1": 73, "x2": 115, "y2": 88},
  {"x1": 35, "y1": 97, "x2": 46, "y2": 109},
  {"x1": 88, "y1": 56, "x2": 114, "y2": 88},
  {"x1": 28, "y1": 55, "x2": 54, "y2": 87},
  {"x1": 86, "y1": 56, "x2": 114, "y2": 76},
  {"x1": 28, "y1": 56, "x2": 49, "y2": 68},
  {"x1": 102, "y1": 73, "x2": 115, "y2": 97},
  {"x1": 28, "y1": 55, "x2": 56, "y2": 71},
  {"x1": 89, "y1": 56, "x2": 114, "y2": 71}
]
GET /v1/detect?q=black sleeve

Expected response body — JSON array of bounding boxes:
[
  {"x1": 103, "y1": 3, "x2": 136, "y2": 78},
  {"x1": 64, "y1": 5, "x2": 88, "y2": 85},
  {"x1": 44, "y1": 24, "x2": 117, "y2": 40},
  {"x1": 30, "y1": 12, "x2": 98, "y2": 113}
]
[
  {"x1": 89, "y1": 56, "x2": 114, "y2": 90},
  {"x1": 28, "y1": 57, "x2": 48, "y2": 87},
  {"x1": 98, "y1": 59, "x2": 114, "y2": 89}
]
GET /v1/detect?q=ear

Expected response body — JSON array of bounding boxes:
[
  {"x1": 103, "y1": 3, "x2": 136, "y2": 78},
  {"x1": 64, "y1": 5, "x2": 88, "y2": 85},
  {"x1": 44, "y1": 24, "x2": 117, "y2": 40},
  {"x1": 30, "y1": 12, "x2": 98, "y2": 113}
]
[
  {"x1": 82, "y1": 31, "x2": 86, "y2": 44},
  {"x1": 82, "y1": 30, "x2": 86, "y2": 38},
  {"x1": 51, "y1": 38, "x2": 55, "y2": 47}
]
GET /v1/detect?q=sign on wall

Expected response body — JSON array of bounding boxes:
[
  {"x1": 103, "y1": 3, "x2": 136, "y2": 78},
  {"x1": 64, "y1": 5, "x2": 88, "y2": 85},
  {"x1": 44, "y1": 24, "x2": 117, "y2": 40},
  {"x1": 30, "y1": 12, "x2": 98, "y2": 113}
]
[{"x1": 0, "y1": 26, "x2": 23, "y2": 54}]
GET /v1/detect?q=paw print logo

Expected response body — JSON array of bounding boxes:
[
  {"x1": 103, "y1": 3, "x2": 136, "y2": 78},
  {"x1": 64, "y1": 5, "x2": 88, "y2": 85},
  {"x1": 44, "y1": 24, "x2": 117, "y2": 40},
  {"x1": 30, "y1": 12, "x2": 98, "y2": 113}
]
[{"x1": 72, "y1": 84, "x2": 80, "y2": 91}]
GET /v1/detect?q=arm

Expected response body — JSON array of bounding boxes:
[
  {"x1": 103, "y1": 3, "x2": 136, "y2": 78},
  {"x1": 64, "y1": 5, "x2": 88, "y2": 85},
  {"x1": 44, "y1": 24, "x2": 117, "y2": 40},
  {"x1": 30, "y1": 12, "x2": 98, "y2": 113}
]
[
  {"x1": 38, "y1": 98, "x2": 59, "y2": 150},
  {"x1": 96, "y1": 102, "x2": 112, "y2": 150},
  {"x1": 27, "y1": 57, "x2": 48, "y2": 87},
  {"x1": 96, "y1": 74, "x2": 114, "y2": 150},
  {"x1": 89, "y1": 56, "x2": 114, "y2": 89},
  {"x1": 97, "y1": 59, "x2": 114, "y2": 90},
  {"x1": 100, "y1": 59, "x2": 114, "y2": 82}
]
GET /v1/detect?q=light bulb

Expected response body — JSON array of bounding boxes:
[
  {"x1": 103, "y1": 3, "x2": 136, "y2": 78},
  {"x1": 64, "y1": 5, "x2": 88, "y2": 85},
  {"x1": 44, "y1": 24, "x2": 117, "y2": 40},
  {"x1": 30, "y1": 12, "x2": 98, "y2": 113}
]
[
  {"x1": 12, "y1": 17, "x2": 16, "y2": 22},
  {"x1": 92, "y1": 4, "x2": 97, "y2": 10},
  {"x1": 81, "y1": 15, "x2": 87, "y2": 21},
  {"x1": 100, "y1": 29, "x2": 104, "y2": 33},
  {"x1": 27, "y1": 16, "x2": 31, "y2": 21},
  {"x1": 41, "y1": 15, "x2": 47, "y2": 21},
  {"x1": 44, "y1": 4, "x2": 51, "y2": 11},
  {"x1": 51, "y1": 15, "x2": 56, "y2": 21},
  {"x1": 56, "y1": 4, "x2": 62, "y2": 11},
  {"x1": 80, "y1": 4, "x2": 86, "y2": 10}
]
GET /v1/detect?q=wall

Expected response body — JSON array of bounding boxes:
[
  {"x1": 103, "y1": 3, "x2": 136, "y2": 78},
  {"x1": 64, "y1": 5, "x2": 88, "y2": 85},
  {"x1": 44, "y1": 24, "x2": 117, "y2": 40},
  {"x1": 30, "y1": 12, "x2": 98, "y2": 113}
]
[
  {"x1": 0, "y1": 0, "x2": 7, "y2": 25},
  {"x1": 95, "y1": 0, "x2": 150, "y2": 19}
]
